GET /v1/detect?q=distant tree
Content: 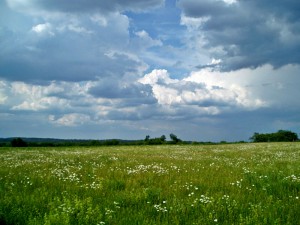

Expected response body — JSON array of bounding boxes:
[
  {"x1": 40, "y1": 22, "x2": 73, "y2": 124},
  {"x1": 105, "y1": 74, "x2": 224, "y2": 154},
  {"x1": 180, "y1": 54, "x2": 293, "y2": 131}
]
[
  {"x1": 160, "y1": 135, "x2": 166, "y2": 142},
  {"x1": 90, "y1": 140, "x2": 101, "y2": 146},
  {"x1": 250, "y1": 132, "x2": 269, "y2": 142},
  {"x1": 11, "y1": 138, "x2": 28, "y2": 147},
  {"x1": 103, "y1": 139, "x2": 119, "y2": 146},
  {"x1": 143, "y1": 135, "x2": 167, "y2": 145},
  {"x1": 275, "y1": 130, "x2": 298, "y2": 142},
  {"x1": 250, "y1": 130, "x2": 298, "y2": 142},
  {"x1": 170, "y1": 133, "x2": 181, "y2": 144}
]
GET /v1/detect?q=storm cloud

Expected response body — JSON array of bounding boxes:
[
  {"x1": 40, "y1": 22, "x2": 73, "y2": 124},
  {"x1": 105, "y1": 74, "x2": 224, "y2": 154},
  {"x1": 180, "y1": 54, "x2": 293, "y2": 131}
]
[{"x1": 179, "y1": 0, "x2": 300, "y2": 70}]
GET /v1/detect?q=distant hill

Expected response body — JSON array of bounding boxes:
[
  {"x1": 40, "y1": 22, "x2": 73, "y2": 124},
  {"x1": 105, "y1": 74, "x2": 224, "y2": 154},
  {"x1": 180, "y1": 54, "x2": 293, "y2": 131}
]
[
  {"x1": 0, "y1": 137, "x2": 139, "y2": 146},
  {"x1": 0, "y1": 137, "x2": 92, "y2": 144}
]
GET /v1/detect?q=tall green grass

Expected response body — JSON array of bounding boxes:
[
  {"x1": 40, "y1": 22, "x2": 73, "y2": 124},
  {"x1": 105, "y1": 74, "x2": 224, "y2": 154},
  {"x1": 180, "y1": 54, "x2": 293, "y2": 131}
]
[{"x1": 0, "y1": 143, "x2": 299, "y2": 224}]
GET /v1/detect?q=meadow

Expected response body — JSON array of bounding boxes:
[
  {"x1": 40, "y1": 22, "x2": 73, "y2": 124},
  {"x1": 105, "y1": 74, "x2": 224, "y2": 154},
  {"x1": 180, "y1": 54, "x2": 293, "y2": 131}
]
[{"x1": 0, "y1": 143, "x2": 299, "y2": 225}]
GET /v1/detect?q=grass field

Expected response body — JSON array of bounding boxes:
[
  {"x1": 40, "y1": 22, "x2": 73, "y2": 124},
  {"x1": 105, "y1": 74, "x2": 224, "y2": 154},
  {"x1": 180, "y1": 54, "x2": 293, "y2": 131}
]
[{"x1": 0, "y1": 143, "x2": 299, "y2": 224}]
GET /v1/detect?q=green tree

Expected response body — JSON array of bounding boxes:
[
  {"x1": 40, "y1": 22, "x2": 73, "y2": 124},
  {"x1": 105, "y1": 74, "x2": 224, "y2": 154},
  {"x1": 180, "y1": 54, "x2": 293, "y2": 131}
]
[
  {"x1": 160, "y1": 135, "x2": 166, "y2": 142},
  {"x1": 250, "y1": 130, "x2": 298, "y2": 142},
  {"x1": 11, "y1": 138, "x2": 28, "y2": 147},
  {"x1": 170, "y1": 133, "x2": 181, "y2": 144},
  {"x1": 90, "y1": 140, "x2": 101, "y2": 146},
  {"x1": 144, "y1": 135, "x2": 166, "y2": 145},
  {"x1": 276, "y1": 130, "x2": 298, "y2": 141},
  {"x1": 103, "y1": 139, "x2": 119, "y2": 146},
  {"x1": 250, "y1": 133, "x2": 269, "y2": 142}
]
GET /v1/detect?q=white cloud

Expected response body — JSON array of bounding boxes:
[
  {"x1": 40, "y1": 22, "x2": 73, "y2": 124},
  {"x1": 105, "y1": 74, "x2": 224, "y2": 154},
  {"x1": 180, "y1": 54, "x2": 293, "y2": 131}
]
[
  {"x1": 139, "y1": 69, "x2": 177, "y2": 85},
  {"x1": 31, "y1": 23, "x2": 54, "y2": 36},
  {"x1": 0, "y1": 81, "x2": 8, "y2": 104},
  {"x1": 152, "y1": 85, "x2": 181, "y2": 105},
  {"x1": 221, "y1": 0, "x2": 237, "y2": 5},
  {"x1": 1, "y1": 0, "x2": 300, "y2": 141},
  {"x1": 185, "y1": 64, "x2": 300, "y2": 108},
  {"x1": 11, "y1": 82, "x2": 42, "y2": 97},
  {"x1": 139, "y1": 68, "x2": 266, "y2": 111},
  {"x1": 134, "y1": 30, "x2": 162, "y2": 47},
  {"x1": 49, "y1": 113, "x2": 91, "y2": 127},
  {"x1": 6, "y1": 0, "x2": 35, "y2": 13},
  {"x1": 3, "y1": 63, "x2": 300, "y2": 123},
  {"x1": 10, "y1": 82, "x2": 71, "y2": 111},
  {"x1": 90, "y1": 14, "x2": 108, "y2": 27},
  {"x1": 11, "y1": 101, "x2": 47, "y2": 111},
  {"x1": 67, "y1": 24, "x2": 93, "y2": 34},
  {"x1": 0, "y1": 95, "x2": 7, "y2": 104},
  {"x1": 180, "y1": 15, "x2": 210, "y2": 30},
  {"x1": 31, "y1": 23, "x2": 49, "y2": 33}
]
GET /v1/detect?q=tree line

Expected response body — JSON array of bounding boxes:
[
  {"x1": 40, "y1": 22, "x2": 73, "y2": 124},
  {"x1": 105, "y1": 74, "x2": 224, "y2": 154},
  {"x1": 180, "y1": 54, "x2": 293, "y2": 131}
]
[
  {"x1": 250, "y1": 130, "x2": 298, "y2": 142},
  {"x1": 1, "y1": 130, "x2": 298, "y2": 147},
  {"x1": 1, "y1": 133, "x2": 184, "y2": 147}
]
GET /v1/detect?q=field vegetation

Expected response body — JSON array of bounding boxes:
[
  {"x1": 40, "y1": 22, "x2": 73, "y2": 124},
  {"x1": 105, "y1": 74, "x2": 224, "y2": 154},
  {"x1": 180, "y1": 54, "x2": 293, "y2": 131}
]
[
  {"x1": 1, "y1": 130, "x2": 297, "y2": 148},
  {"x1": 0, "y1": 143, "x2": 299, "y2": 224}
]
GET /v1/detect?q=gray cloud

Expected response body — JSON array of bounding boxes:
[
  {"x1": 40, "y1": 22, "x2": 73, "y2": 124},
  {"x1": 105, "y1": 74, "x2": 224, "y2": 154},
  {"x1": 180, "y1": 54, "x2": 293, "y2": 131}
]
[
  {"x1": 89, "y1": 79, "x2": 156, "y2": 101},
  {"x1": 6, "y1": 0, "x2": 165, "y2": 14},
  {"x1": 1, "y1": 0, "x2": 300, "y2": 141},
  {"x1": 1, "y1": 0, "x2": 160, "y2": 85},
  {"x1": 178, "y1": 0, "x2": 300, "y2": 70},
  {"x1": 0, "y1": 10, "x2": 148, "y2": 83},
  {"x1": 104, "y1": 104, "x2": 157, "y2": 121}
]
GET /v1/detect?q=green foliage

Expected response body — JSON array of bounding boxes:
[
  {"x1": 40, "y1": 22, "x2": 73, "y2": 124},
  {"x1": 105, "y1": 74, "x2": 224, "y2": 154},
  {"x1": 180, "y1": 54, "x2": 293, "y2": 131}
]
[
  {"x1": 89, "y1": 140, "x2": 102, "y2": 146},
  {"x1": 169, "y1": 133, "x2": 181, "y2": 144},
  {"x1": 2, "y1": 135, "x2": 251, "y2": 147},
  {"x1": 0, "y1": 143, "x2": 299, "y2": 224},
  {"x1": 160, "y1": 135, "x2": 166, "y2": 142},
  {"x1": 144, "y1": 135, "x2": 166, "y2": 145},
  {"x1": 42, "y1": 197, "x2": 102, "y2": 225},
  {"x1": 11, "y1": 138, "x2": 28, "y2": 147},
  {"x1": 145, "y1": 135, "x2": 150, "y2": 142},
  {"x1": 250, "y1": 130, "x2": 298, "y2": 142},
  {"x1": 102, "y1": 139, "x2": 120, "y2": 146}
]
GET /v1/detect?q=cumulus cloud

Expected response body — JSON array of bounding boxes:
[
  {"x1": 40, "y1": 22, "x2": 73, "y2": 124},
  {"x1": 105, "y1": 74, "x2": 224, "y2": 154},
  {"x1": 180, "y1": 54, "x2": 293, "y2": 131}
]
[
  {"x1": 1, "y1": 62, "x2": 300, "y2": 140},
  {"x1": 31, "y1": 23, "x2": 54, "y2": 35},
  {"x1": 11, "y1": 101, "x2": 47, "y2": 111},
  {"x1": 139, "y1": 69, "x2": 178, "y2": 85},
  {"x1": 186, "y1": 64, "x2": 300, "y2": 109},
  {"x1": 9, "y1": 82, "x2": 70, "y2": 111},
  {"x1": 132, "y1": 30, "x2": 163, "y2": 49},
  {"x1": 139, "y1": 69, "x2": 265, "y2": 110},
  {"x1": 49, "y1": 113, "x2": 91, "y2": 127}
]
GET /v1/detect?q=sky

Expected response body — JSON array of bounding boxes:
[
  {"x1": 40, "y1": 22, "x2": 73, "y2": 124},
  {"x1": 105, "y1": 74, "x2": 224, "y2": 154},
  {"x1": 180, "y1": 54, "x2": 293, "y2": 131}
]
[{"x1": 1, "y1": 0, "x2": 300, "y2": 141}]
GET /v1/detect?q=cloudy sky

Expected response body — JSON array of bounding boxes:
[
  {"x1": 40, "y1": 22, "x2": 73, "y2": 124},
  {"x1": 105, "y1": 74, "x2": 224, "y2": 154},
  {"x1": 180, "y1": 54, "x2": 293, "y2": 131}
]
[{"x1": 1, "y1": 0, "x2": 300, "y2": 141}]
